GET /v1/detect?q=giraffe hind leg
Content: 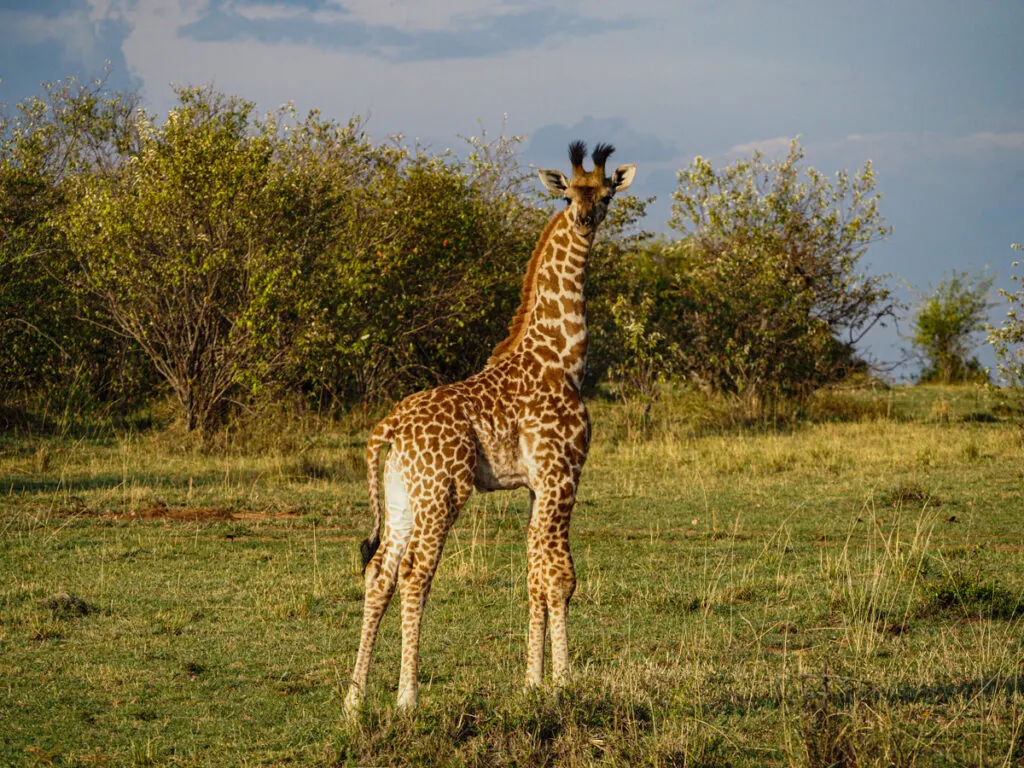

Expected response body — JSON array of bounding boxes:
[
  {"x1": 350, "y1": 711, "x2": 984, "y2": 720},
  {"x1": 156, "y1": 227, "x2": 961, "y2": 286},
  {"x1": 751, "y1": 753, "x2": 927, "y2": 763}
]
[
  {"x1": 345, "y1": 452, "x2": 415, "y2": 716},
  {"x1": 395, "y1": 476, "x2": 470, "y2": 711}
]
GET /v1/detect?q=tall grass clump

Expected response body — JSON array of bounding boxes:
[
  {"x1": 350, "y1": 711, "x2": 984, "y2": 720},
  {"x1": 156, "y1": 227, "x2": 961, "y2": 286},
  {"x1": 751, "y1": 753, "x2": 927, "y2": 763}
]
[{"x1": 821, "y1": 509, "x2": 937, "y2": 658}]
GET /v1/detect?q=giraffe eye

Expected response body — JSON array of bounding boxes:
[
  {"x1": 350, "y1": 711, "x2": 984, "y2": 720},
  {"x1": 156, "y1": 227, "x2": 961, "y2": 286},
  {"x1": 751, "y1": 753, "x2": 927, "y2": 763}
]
[
  {"x1": 601, "y1": 195, "x2": 612, "y2": 205},
  {"x1": 563, "y1": 197, "x2": 572, "y2": 206}
]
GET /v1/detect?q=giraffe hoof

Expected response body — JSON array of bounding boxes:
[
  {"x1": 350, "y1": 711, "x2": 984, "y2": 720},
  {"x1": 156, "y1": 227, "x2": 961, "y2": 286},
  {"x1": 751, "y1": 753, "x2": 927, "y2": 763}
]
[
  {"x1": 343, "y1": 689, "x2": 363, "y2": 719},
  {"x1": 396, "y1": 688, "x2": 419, "y2": 712}
]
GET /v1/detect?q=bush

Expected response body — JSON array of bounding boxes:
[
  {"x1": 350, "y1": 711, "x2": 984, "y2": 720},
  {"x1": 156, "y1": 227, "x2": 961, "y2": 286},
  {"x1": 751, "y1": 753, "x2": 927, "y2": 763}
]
[
  {"x1": 665, "y1": 140, "x2": 895, "y2": 405},
  {"x1": 291, "y1": 131, "x2": 543, "y2": 405},
  {"x1": 51, "y1": 86, "x2": 544, "y2": 434},
  {"x1": 911, "y1": 271, "x2": 993, "y2": 384},
  {"x1": 988, "y1": 245, "x2": 1024, "y2": 388},
  {"x1": 0, "y1": 77, "x2": 154, "y2": 417}
]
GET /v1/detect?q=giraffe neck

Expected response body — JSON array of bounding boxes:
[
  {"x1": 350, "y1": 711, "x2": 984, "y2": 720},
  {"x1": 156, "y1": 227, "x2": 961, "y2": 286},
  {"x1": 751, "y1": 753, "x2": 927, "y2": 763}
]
[{"x1": 487, "y1": 210, "x2": 592, "y2": 388}]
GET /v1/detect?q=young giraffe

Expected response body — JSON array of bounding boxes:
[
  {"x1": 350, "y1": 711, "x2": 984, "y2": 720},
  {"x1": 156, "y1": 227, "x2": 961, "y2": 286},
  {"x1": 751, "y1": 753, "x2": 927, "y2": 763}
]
[{"x1": 344, "y1": 141, "x2": 635, "y2": 714}]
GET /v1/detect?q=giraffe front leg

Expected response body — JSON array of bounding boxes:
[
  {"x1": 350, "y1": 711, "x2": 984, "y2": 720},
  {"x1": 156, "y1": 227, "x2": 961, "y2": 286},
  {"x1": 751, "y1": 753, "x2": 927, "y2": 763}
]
[
  {"x1": 545, "y1": 538, "x2": 575, "y2": 685},
  {"x1": 525, "y1": 548, "x2": 547, "y2": 688},
  {"x1": 525, "y1": 485, "x2": 576, "y2": 687},
  {"x1": 524, "y1": 489, "x2": 546, "y2": 688}
]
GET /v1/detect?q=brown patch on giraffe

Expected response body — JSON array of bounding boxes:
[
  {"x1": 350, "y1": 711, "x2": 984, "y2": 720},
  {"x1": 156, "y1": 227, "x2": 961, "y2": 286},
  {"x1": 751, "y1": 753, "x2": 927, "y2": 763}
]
[
  {"x1": 537, "y1": 271, "x2": 560, "y2": 294},
  {"x1": 533, "y1": 345, "x2": 559, "y2": 364},
  {"x1": 564, "y1": 319, "x2": 585, "y2": 338}
]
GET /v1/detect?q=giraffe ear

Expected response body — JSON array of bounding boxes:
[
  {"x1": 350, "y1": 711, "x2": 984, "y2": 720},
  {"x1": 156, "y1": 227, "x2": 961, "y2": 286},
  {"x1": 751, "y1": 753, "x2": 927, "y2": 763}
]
[
  {"x1": 538, "y1": 169, "x2": 569, "y2": 195},
  {"x1": 611, "y1": 164, "x2": 636, "y2": 192}
]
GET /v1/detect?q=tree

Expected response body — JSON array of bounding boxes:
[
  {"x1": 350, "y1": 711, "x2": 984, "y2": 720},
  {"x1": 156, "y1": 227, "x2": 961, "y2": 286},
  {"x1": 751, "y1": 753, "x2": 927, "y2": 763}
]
[
  {"x1": 0, "y1": 76, "x2": 149, "y2": 415},
  {"x1": 911, "y1": 271, "x2": 994, "y2": 384},
  {"x1": 289, "y1": 130, "x2": 543, "y2": 405},
  {"x1": 666, "y1": 139, "x2": 895, "y2": 403},
  {"x1": 988, "y1": 245, "x2": 1024, "y2": 388},
  {"x1": 57, "y1": 87, "x2": 354, "y2": 435},
  {"x1": 583, "y1": 193, "x2": 662, "y2": 391}
]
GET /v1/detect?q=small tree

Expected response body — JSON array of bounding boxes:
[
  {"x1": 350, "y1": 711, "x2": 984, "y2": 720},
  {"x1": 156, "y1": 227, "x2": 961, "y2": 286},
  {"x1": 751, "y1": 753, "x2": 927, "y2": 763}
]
[
  {"x1": 988, "y1": 245, "x2": 1024, "y2": 388},
  {"x1": 58, "y1": 87, "x2": 354, "y2": 435},
  {"x1": 0, "y1": 77, "x2": 147, "y2": 412},
  {"x1": 291, "y1": 130, "x2": 543, "y2": 405},
  {"x1": 667, "y1": 140, "x2": 895, "y2": 403},
  {"x1": 584, "y1": 193, "x2": 661, "y2": 391},
  {"x1": 911, "y1": 271, "x2": 994, "y2": 384}
]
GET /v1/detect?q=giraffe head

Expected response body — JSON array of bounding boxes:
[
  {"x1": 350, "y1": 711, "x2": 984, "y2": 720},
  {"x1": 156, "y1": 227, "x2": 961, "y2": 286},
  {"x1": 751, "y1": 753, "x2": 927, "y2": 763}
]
[{"x1": 538, "y1": 141, "x2": 636, "y2": 239}]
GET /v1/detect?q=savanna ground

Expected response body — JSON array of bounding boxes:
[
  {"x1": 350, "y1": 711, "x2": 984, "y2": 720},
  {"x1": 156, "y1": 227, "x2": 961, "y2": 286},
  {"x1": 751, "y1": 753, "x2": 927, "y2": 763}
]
[{"x1": 2, "y1": 385, "x2": 1023, "y2": 766}]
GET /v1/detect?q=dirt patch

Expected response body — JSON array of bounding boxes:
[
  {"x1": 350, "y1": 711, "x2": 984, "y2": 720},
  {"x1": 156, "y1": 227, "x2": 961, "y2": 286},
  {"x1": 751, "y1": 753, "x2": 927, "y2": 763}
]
[
  {"x1": 112, "y1": 506, "x2": 236, "y2": 522},
  {"x1": 233, "y1": 509, "x2": 305, "y2": 522},
  {"x1": 108, "y1": 505, "x2": 305, "y2": 522}
]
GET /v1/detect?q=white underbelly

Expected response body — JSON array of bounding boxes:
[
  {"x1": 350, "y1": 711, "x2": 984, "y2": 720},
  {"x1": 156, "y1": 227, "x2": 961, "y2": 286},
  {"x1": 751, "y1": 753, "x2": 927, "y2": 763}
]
[{"x1": 384, "y1": 452, "x2": 414, "y2": 540}]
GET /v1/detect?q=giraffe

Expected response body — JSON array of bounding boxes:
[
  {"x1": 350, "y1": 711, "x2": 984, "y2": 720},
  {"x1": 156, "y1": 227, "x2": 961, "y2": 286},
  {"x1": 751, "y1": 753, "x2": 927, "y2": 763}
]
[{"x1": 344, "y1": 140, "x2": 635, "y2": 714}]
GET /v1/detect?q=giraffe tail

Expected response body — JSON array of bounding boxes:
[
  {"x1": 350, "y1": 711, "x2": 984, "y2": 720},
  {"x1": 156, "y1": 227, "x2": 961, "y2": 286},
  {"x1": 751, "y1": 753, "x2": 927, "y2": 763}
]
[{"x1": 361, "y1": 416, "x2": 395, "y2": 571}]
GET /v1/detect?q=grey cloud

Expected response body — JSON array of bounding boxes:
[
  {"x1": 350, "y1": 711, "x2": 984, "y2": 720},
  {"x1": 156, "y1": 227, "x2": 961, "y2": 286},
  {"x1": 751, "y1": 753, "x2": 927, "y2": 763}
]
[
  {"x1": 0, "y1": 4, "x2": 139, "y2": 105},
  {"x1": 0, "y1": 0, "x2": 76, "y2": 12},
  {"x1": 524, "y1": 116, "x2": 680, "y2": 167},
  {"x1": 177, "y1": 1, "x2": 635, "y2": 61}
]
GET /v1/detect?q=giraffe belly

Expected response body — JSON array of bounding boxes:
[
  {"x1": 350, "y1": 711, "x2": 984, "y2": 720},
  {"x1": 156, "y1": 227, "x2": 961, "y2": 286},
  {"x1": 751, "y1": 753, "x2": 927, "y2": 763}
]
[{"x1": 474, "y1": 449, "x2": 528, "y2": 492}]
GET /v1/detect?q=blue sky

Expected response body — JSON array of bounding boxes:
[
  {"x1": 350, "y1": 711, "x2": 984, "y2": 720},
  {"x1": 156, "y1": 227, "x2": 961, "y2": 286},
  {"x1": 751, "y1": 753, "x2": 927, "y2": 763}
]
[{"x1": 2, "y1": 0, "x2": 1022, "y2": 376}]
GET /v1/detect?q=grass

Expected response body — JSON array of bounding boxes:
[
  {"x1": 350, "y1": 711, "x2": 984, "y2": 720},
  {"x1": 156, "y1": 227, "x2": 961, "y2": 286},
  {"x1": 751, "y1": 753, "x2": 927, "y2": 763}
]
[{"x1": 2, "y1": 384, "x2": 1023, "y2": 765}]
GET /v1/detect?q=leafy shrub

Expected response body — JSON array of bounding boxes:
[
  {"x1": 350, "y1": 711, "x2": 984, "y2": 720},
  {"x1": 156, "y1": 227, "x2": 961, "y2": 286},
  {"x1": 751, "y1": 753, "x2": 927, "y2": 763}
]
[
  {"x1": 919, "y1": 567, "x2": 1023, "y2": 620},
  {"x1": 665, "y1": 140, "x2": 895, "y2": 406},
  {"x1": 0, "y1": 77, "x2": 155, "y2": 417},
  {"x1": 911, "y1": 270, "x2": 993, "y2": 384}
]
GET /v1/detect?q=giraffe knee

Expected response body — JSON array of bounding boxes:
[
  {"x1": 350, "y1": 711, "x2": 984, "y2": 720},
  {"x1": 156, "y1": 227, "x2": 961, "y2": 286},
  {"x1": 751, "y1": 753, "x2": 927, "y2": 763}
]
[
  {"x1": 399, "y1": 547, "x2": 418, "y2": 582},
  {"x1": 547, "y1": 568, "x2": 576, "y2": 603}
]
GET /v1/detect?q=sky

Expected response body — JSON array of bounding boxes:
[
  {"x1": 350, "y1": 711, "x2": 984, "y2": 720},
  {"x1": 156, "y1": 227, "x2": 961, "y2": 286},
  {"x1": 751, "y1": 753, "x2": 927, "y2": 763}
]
[{"x1": 1, "y1": 0, "x2": 1022, "y2": 377}]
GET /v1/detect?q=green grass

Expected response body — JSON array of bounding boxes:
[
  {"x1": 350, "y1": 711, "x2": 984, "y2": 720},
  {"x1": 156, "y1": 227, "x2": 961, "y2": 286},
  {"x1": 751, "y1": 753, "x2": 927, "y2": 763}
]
[{"x1": 2, "y1": 385, "x2": 1023, "y2": 766}]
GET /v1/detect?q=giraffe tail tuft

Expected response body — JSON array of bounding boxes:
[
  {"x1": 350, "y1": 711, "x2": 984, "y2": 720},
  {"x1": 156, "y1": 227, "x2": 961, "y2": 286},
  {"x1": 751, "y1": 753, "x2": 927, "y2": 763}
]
[
  {"x1": 359, "y1": 535, "x2": 380, "y2": 570},
  {"x1": 362, "y1": 416, "x2": 395, "y2": 573}
]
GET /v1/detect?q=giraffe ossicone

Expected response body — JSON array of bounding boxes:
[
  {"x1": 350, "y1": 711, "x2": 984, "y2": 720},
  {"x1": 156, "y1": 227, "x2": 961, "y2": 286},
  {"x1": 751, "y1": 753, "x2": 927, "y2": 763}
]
[{"x1": 344, "y1": 141, "x2": 635, "y2": 715}]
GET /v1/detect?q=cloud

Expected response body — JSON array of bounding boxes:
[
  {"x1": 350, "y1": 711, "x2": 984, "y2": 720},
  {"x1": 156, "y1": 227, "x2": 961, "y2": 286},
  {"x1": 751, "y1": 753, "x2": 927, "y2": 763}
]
[
  {"x1": 840, "y1": 131, "x2": 1024, "y2": 173},
  {"x1": 966, "y1": 132, "x2": 1024, "y2": 151},
  {"x1": 0, "y1": 6, "x2": 100, "y2": 64},
  {"x1": 328, "y1": 0, "x2": 523, "y2": 32},
  {"x1": 0, "y1": 1, "x2": 138, "y2": 103},
  {"x1": 526, "y1": 117, "x2": 680, "y2": 167},
  {"x1": 726, "y1": 136, "x2": 795, "y2": 159},
  {"x1": 846, "y1": 130, "x2": 1024, "y2": 154},
  {"x1": 174, "y1": 0, "x2": 637, "y2": 61}
]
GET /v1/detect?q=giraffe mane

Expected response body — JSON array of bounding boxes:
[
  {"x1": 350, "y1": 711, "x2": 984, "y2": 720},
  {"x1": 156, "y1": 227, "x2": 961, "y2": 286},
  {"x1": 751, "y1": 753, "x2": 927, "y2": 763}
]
[{"x1": 486, "y1": 210, "x2": 566, "y2": 366}]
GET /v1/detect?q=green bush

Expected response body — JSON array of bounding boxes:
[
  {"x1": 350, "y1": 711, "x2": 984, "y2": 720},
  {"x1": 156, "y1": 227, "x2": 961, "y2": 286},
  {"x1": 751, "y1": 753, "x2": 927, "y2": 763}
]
[
  {"x1": 988, "y1": 245, "x2": 1024, "y2": 388},
  {"x1": 0, "y1": 77, "x2": 154, "y2": 420},
  {"x1": 3, "y1": 80, "x2": 910, "y2": 434},
  {"x1": 665, "y1": 140, "x2": 895, "y2": 406},
  {"x1": 911, "y1": 271, "x2": 993, "y2": 384}
]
